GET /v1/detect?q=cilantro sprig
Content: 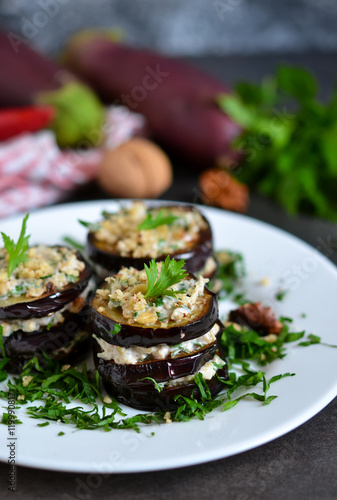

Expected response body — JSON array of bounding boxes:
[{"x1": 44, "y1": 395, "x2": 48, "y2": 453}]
[
  {"x1": 1, "y1": 214, "x2": 30, "y2": 278},
  {"x1": 138, "y1": 210, "x2": 180, "y2": 231},
  {"x1": 144, "y1": 256, "x2": 188, "y2": 299}
]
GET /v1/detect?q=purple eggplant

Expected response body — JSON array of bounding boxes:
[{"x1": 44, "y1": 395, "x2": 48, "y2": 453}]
[
  {"x1": 90, "y1": 282, "x2": 218, "y2": 347},
  {"x1": 63, "y1": 35, "x2": 241, "y2": 167},
  {"x1": 2, "y1": 311, "x2": 91, "y2": 373},
  {"x1": 93, "y1": 337, "x2": 218, "y2": 385},
  {"x1": 101, "y1": 365, "x2": 228, "y2": 412}
]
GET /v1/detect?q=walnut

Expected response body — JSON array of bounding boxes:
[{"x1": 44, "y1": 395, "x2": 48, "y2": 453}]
[
  {"x1": 199, "y1": 167, "x2": 249, "y2": 213},
  {"x1": 228, "y1": 302, "x2": 283, "y2": 335}
]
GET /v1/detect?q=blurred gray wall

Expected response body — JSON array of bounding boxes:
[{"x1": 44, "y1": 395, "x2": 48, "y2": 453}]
[{"x1": 0, "y1": 0, "x2": 337, "y2": 56}]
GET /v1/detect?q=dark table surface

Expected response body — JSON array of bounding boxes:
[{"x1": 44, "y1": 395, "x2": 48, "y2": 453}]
[{"x1": 1, "y1": 52, "x2": 337, "y2": 500}]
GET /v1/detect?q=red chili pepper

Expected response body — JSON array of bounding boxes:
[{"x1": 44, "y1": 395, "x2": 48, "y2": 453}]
[{"x1": 0, "y1": 105, "x2": 55, "y2": 141}]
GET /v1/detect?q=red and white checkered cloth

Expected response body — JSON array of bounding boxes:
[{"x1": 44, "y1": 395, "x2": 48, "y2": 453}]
[{"x1": 0, "y1": 106, "x2": 146, "y2": 218}]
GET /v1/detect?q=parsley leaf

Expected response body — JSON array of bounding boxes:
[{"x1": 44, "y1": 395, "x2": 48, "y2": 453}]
[
  {"x1": 138, "y1": 210, "x2": 180, "y2": 231},
  {"x1": 1, "y1": 214, "x2": 30, "y2": 278},
  {"x1": 144, "y1": 257, "x2": 188, "y2": 299}
]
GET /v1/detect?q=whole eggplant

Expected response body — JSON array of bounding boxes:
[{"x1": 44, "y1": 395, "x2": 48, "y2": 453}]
[{"x1": 63, "y1": 34, "x2": 241, "y2": 166}]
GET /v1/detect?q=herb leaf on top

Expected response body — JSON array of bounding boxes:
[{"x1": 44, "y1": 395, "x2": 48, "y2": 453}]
[
  {"x1": 138, "y1": 210, "x2": 180, "y2": 231},
  {"x1": 144, "y1": 256, "x2": 188, "y2": 299},
  {"x1": 1, "y1": 214, "x2": 30, "y2": 278}
]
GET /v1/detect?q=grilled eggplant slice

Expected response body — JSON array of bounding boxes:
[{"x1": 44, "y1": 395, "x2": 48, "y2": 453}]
[
  {"x1": 100, "y1": 364, "x2": 228, "y2": 412},
  {"x1": 86, "y1": 203, "x2": 214, "y2": 277},
  {"x1": 0, "y1": 250, "x2": 92, "y2": 320},
  {"x1": 93, "y1": 337, "x2": 218, "y2": 385},
  {"x1": 90, "y1": 282, "x2": 218, "y2": 347},
  {"x1": 2, "y1": 311, "x2": 91, "y2": 373}
]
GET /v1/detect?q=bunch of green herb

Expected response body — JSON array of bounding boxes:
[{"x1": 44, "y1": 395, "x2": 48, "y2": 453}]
[
  {"x1": 1, "y1": 214, "x2": 30, "y2": 277},
  {"x1": 220, "y1": 317, "x2": 306, "y2": 367},
  {"x1": 218, "y1": 66, "x2": 337, "y2": 221}
]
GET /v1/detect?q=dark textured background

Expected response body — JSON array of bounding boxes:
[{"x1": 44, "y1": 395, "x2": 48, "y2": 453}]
[{"x1": 0, "y1": 0, "x2": 337, "y2": 56}]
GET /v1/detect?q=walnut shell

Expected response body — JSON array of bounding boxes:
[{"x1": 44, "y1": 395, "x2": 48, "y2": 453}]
[{"x1": 98, "y1": 138, "x2": 173, "y2": 198}]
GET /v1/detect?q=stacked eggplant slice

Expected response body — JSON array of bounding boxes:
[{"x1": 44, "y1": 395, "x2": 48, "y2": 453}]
[
  {"x1": 86, "y1": 201, "x2": 217, "y2": 280},
  {"x1": 0, "y1": 245, "x2": 92, "y2": 372},
  {"x1": 91, "y1": 263, "x2": 228, "y2": 411}
]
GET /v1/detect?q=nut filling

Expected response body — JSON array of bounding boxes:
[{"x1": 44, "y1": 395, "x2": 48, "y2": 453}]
[
  {"x1": 94, "y1": 264, "x2": 210, "y2": 328},
  {"x1": 92, "y1": 201, "x2": 208, "y2": 259},
  {"x1": 0, "y1": 245, "x2": 85, "y2": 304}
]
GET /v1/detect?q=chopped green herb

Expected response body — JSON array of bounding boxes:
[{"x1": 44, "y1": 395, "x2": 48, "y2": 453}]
[
  {"x1": 46, "y1": 318, "x2": 55, "y2": 331},
  {"x1": 144, "y1": 257, "x2": 188, "y2": 299},
  {"x1": 65, "y1": 274, "x2": 78, "y2": 283},
  {"x1": 1, "y1": 413, "x2": 22, "y2": 425},
  {"x1": 109, "y1": 324, "x2": 122, "y2": 335},
  {"x1": 155, "y1": 296, "x2": 164, "y2": 307},
  {"x1": 211, "y1": 250, "x2": 246, "y2": 300},
  {"x1": 298, "y1": 333, "x2": 337, "y2": 348},
  {"x1": 139, "y1": 377, "x2": 164, "y2": 393},
  {"x1": 220, "y1": 318, "x2": 304, "y2": 366},
  {"x1": 58, "y1": 431, "x2": 65, "y2": 436},
  {"x1": 37, "y1": 422, "x2": 50, "y2": 427},
  {"x1": 275, "y1": 289, "x2": 288, "y2": 301},
  {"x1": 78, "y1": 220, "x2": 101, "y2": 232},
  {"x1": 62, "y1": 236, "x2": 85, "y2": 251},
  {"x1": 1, "y1": 214, "x2": 30, "y2": 278},
  {"x1": 138, "y1": 210, "x2": 180, "y2": 231}
]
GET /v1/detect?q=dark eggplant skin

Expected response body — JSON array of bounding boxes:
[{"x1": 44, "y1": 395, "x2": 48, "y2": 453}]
[
  {"x1": 86, "y1": 205, "x2": 213, "y2": 276},
  {"x1": 93, "y1": 337, "x2": 219, "y2": 385},
  {"x1": 90, "y1": 284, "x2": 218, "y2": 347},
  {"x1": 1, "y1": 310, "x2": 91, "y2": 373},
  {"x1": 101, "y1": 365, "x2": 228, "y2": 412},
  {"x1": 0, "y1": 250, "x2": 92, "y2": 320}
]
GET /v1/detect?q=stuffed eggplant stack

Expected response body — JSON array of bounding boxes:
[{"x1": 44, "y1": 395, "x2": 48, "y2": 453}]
[
  {"x1": 85, "y1": 201, "x2": 217, "y2": 280},
  {"x1": 0, "y1": 245, "x2": 92, "y2": 372},
  {"x1": 91, "y1": 257, "x2": 228, "y2": 411}
]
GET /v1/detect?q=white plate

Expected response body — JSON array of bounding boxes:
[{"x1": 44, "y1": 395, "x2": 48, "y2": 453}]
[{"x1": 1, "y1": 201, "x2": 337, "y2": 474}]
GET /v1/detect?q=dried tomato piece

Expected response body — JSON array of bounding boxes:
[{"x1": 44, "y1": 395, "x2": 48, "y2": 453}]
[
  {"x1": 229, "y1": 302, "x2": 283, "y2": 335},
  {"x1": 199, "y1": 167, "x2": 249, "y2": 213}
]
